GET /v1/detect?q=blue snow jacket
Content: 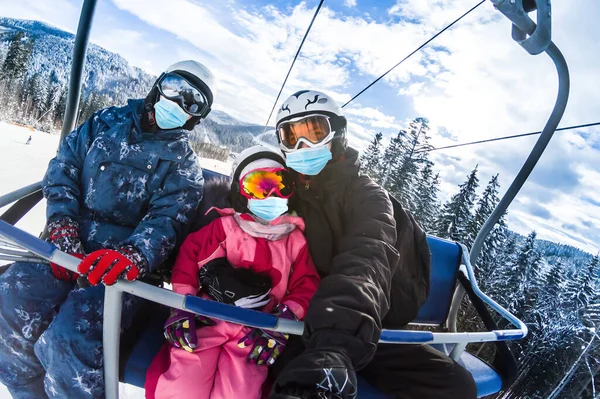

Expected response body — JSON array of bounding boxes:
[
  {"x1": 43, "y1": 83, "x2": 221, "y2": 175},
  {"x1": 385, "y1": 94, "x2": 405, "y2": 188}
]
[{"x1": 42, "y1": 99, "x2": 204, "y2": 271}]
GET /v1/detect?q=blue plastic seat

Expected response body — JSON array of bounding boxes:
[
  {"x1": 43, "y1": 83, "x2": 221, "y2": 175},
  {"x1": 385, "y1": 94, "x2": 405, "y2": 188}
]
[{"x1": 121, "y1": 169, "x2": 503, "y2": 398}]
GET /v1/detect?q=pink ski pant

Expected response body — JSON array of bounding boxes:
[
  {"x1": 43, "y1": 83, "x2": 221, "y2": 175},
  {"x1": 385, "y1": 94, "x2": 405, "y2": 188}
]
[{"x1": 149, "y1": 320, "x2": 267, "y2": 399}]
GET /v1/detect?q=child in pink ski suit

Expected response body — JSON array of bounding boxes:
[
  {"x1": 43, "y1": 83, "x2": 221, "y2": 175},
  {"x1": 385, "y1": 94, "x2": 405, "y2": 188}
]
[{"x1": 145, "y1": 146, "x2": 320, "y2": 399}]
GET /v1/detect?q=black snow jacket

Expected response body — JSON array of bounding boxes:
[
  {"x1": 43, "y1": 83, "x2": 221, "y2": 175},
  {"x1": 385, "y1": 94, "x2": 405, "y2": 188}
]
[{"x1": 294, "y1": 148, "x2": 431, "y2": 370}]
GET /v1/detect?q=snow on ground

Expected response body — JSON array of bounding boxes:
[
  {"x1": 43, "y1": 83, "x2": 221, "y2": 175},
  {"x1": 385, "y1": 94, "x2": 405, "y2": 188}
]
[
  {"x1": 199, "y1": 156, "x2": 232, "y2": 176},
  {"x1": 0, "y1": 122, "x2": 230, "y2": 398}
]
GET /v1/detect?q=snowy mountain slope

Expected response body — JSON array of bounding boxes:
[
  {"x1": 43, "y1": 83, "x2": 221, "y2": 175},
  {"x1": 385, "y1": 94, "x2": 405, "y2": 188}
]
[
  {"x1": 0, "y1": 17, "x2": 154, "y2": 103},
  {"x1": 0, "y1": 17, "x2": 274, "y2": 152}
]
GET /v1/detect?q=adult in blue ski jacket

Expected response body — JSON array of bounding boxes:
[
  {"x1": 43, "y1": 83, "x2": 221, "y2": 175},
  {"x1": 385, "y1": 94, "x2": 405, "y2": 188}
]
[{"x1": 0, "y1": 60, "x2": 215, "y2": 399}]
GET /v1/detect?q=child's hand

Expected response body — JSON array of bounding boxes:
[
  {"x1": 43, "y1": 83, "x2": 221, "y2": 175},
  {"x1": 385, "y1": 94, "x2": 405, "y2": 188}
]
[
  {"x1": 164, "y1": 308, "x2": 216, "y2": 352},
  {"x1": 237, "y1": 304, "x2": 297, "y2": 365}
]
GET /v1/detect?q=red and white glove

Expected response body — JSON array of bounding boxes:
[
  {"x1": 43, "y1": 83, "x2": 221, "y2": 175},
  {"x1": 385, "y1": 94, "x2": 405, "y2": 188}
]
[
  {"x1": 47, "y1": 217, "x2": 85, "y2": 281},
  {"x1": 77, "y1": 245, "x2": 148, "y2": 286}
]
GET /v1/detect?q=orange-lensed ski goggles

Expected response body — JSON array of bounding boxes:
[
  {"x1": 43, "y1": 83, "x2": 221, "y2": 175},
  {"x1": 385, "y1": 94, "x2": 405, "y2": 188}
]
[
  {"x1": 276, "y1": 115, "x2": 335, "y2": 151},
  {"x1": 239, "y1": 168, "x2": 294, "y2": 200}
]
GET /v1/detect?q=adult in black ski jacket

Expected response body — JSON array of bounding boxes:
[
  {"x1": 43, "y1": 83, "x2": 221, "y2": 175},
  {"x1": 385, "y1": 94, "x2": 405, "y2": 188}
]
[{"x1": 269, "y1": 90, "x2": 477, "y2": 399}]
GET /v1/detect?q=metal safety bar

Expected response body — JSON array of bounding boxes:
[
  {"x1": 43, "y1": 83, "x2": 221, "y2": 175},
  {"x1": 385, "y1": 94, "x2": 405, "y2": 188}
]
[
  {"x1": 0, "y1": 181, "x2": 42, "y2": 208},
  {"x1": 0, "y1": 221, "x2": 528, "y2": 398}
]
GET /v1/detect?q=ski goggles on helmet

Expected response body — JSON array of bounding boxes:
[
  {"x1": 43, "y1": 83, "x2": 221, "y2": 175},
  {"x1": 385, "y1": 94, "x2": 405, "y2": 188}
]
[
  {"x1": 239, "y1": 168, "x2": 294, "y2": 200},
  {"x1": 276, "y1": 114, "x2": 335, "y2": 151},
  {"x1": 157, "y1": 72, "x2": 209, "y2": 117}
]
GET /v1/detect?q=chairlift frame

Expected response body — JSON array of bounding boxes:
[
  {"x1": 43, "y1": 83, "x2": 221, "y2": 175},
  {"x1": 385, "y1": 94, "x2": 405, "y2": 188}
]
[{"x1": 0, "y1": 0, "x2": 572, "y2": 397}]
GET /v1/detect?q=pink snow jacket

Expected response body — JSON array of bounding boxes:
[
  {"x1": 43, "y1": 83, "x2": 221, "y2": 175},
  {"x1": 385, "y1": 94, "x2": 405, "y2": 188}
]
[{"x1": 171, "y1": 208, "x2": 320, "y2": 320}]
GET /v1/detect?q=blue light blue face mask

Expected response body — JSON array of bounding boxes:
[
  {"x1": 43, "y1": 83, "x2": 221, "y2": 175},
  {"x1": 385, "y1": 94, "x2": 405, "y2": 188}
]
[
  {"x1": 154, "y1": 97, "x2": 189, "y2": 129},
  {"x1": 285, "y1": 145, "x2": 332, "y2": 176},
  {"x1": 248, "y1": 197, "x2": 288, "y2": 222}
]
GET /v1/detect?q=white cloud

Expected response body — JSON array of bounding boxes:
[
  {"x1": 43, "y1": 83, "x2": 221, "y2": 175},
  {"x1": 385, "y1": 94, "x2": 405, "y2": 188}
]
[
  {"x1": 345, "y1": 107, "x2": 402, "y2": 130},
  {"x1": 108, "y1": 0, "x2": 454, "y2": 125},
  {"x1": 344, "y1": 0, "x2": 357, "y2": 7}
]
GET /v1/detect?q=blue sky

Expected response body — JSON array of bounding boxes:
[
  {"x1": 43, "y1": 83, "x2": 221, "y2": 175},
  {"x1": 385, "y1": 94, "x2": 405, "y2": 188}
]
[{"x1": 1, "y1": 0, "x2": 599, "y2": 254}]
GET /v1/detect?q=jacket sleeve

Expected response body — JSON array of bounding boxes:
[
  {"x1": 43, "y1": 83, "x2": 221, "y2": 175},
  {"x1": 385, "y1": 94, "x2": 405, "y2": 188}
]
[
  {"x1": 281, "y1": 242, "x2": 321, "y2": 321},
  {"x1": 303, "y1": 176, "x2": 399, "y2": 369},
  {"x1": 171, "y1": 218, "x2": 226, "y2": 296},
  {"x1": 42, "y1": 113, "x2": 101, "y2": 223},
  {"x1": 121, "y1": 155, "x2": 204, "y2": 271}
]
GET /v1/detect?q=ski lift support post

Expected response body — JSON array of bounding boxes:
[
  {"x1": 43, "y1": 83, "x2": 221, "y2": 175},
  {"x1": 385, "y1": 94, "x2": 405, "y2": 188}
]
[
  {"x1": 60, "y1": 0, "x2": 97, "y2": 142},
  {"x1": 447, "y1": 0, "x2": 570, "y2": 351}
]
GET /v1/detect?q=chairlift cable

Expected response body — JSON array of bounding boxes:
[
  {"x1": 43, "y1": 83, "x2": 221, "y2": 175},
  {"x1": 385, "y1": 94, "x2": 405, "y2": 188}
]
[
  {"x1": 263, "y1": 0, "x2": 325, "y2": 132},
  {"x1": 417, "y1": 121, "x2": 600, "y2": 153},
  {"x1": 341, "y1": 0, "x2": 485, "y2": 109}
]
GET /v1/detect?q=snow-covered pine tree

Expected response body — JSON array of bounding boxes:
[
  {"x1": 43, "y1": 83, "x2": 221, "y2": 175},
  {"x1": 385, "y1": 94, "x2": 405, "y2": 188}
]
[
  {"x1": 19, "y1": 72, "x2": 43, "y2": 119},
  {"x1": 567, "y1": 253, "x2": 600, "y2": 312},
  {"x1": 0, "y1": 31, "x2": 29, "y2": 83},
  {"x1": 31, "y1": 72, "x2": 48, "y2": 120},
  {"x1": 411, "y1": 161, "x2": 440, "y2": 232},
  {"x1": 388, "y1": 117, "x2": 434, "y2": 211},
  {"x1": 467, "y1": 174, "x2": 500, "y2": 247},
  {"x1": 359, "y1": 132, "x2": 383, "y2": 183},
  {"x1": 379, "y1": 129, "x2": 405, "y2": 191},
  {"x1": 52, "y1": 88, "x2": 67, "y2": 129},
  {"x1": 466, "y1": 174, "x2": 507, "y2": 279},
  {"x1": 433, "y1": 166, "x2": 479, "y2": 243},
  {"x1": 40, "y1": 70, "x2": 61, "y2": 128},
  {"x1": 544, "y1": 258, "x2": 567, "y2": 305},
  {"x1": 487, "y1": 233, "x2": 519, "y2": 302},
  {"x1": 521, "y1": 231, "x2": 545, "y2": 305},
  {"x1": 476, "y1": 218, "x2": 507, "y2": 291},
  {"x1": 0, "y1": 31, "x2": 33, "y2": 111}
]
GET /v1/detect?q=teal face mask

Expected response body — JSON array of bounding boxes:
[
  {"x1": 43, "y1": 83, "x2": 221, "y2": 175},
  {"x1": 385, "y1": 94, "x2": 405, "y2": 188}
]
[
  {"x1": 285, "y1": 146, "x2": 332, "y2": 176},
  {"x1": 154, "y1": 97, "x2": 189, "y2": 129},
  {"x1": 248, "y1": 197, "x2": 288, "y2": 222}
]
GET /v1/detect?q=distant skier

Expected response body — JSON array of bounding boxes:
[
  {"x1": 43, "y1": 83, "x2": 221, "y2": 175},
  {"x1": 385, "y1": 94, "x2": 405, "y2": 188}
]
[
  {"x1": 25, "y1": 135, "x2": 32, "y2": 145},
  {"x1": 0, "y1": 60, "x2": 215, "y2": 399}
]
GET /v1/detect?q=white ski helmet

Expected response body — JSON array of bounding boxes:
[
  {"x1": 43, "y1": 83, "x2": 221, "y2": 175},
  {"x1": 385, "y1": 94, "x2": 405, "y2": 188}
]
[
  {"x1": 164, "y1": 60, "x2": 216, "y2": 112},
  {"x1": 275, "y1": 90, "x2": 348, "y2": 155}
]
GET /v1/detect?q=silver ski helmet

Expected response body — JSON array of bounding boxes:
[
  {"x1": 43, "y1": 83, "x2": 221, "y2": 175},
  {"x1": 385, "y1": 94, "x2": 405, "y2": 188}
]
[
  {"x1": 164, "y1": 60, "x2": 216, "y2": 115},
  {"x1": 145, "y1": 60, "x2": 216, "y2": 130},
  {"x1": 275, "y1": 90, "x2": 348, "y2": 157}
]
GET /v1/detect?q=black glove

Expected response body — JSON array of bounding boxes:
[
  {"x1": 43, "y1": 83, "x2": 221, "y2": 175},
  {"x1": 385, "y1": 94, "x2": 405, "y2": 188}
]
[
  {"x1": 270, "y1": 350, "x2": 357, "y2": 399},
  {"x1": 199, "y1": 258, "x2": 272, "y2": 309}
]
